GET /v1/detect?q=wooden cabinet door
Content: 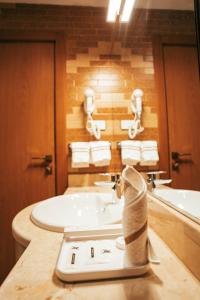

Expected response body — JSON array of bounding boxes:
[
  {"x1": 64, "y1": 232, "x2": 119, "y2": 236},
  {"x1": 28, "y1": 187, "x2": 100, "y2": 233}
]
[
  {"x1": 0, "y1": 41, "x2": 56, "y2": 282},
  {"x1": 163, "y1": 45, "x2": 200, "y2": 190}
]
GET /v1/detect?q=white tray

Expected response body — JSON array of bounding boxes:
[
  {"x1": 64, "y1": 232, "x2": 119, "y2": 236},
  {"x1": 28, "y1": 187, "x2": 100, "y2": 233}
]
[{"x1": 55, "y1": 225, "x2": 150, "y2": 282}]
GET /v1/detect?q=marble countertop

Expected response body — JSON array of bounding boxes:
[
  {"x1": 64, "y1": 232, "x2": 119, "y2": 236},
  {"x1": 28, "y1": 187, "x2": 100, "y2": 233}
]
[{"x1": 0, "y1": 187, "x2": 200, "y2": 300}]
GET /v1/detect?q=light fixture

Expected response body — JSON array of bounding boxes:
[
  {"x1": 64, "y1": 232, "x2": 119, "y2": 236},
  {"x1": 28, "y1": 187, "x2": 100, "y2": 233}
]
[
  {"x1": 107, "y1": 0, "x2": 135, "y2": 23},
  {"x1": 120, "y1": 0, "x2": 136, "y2": 23},
  {"x1": 107, "y1": 0, "x2": 121, "y2": 22}
]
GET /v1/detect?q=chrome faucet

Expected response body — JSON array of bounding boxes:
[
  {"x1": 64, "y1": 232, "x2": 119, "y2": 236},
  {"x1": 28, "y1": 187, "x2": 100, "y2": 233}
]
[
  {"x1": 111, "y1": 173, "x2": 123, "y2": 202},
  {"x1": 146, "y1": 171, "x2": 169, "y2": 192},
  {"x1": 146, "y1": 173, "x2": 156, "y2": 191}
]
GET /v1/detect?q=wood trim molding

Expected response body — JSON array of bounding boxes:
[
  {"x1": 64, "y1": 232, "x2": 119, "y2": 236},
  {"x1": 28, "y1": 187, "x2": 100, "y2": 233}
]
[
  {"x1": 153, "y1": 35, "x2": 196, "y2": 178},
  {"x1": 53, "y1": 32, "x2": 68, "y2": 195},
  {"x1": 153, "y1": 35, "x2": 170, "y2": 177},
  {"x1": 194, "y1": 0, "x2": 200, "y2": 76},
  {"x1": 0, "y1": 31, "x2": 67, "y2": 194}
]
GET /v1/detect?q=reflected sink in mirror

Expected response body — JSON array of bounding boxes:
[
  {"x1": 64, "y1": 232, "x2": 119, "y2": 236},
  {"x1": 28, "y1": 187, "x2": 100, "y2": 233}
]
[
  {"x1": 31, "y1": 192, "x2": 124, "y2": 232},
  {"x1": 153, "y1": 189, "x2": 200, "y2": 221}
]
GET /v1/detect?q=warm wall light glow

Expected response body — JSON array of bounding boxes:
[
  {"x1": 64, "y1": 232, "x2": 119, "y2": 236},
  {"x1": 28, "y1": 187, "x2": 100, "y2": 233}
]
[
  {"x1": 121, "y1": 0, "x2": 136, "y2": 22},
  {"x1": 107, "y1": 0, "x2": 121, "y2": 22}
]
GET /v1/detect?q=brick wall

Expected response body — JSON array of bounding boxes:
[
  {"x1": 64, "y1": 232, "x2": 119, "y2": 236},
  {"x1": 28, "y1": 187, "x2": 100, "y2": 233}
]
[{"x1": 0, "y1": 4, "x2": 195, "y2": 184}]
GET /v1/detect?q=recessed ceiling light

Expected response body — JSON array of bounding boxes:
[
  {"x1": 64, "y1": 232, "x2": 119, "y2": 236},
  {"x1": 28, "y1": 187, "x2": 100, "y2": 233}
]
[
  {"x1": 107, "y1": 0, "x2": 122, "y2": 22},
  {"x1": 120, "y1": 0, "x2": 136, "y2": 22}
]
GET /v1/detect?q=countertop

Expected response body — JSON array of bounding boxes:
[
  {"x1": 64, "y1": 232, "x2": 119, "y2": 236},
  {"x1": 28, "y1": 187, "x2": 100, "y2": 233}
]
[{"x1": 0, "y1": 187, "x2": 200, "y2": 300}]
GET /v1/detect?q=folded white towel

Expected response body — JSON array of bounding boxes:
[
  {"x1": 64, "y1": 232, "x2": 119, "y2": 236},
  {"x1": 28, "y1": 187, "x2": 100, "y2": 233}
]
[
  {"x1": 90, "y1": 141, "x2": 111, "y2": 167},
  {"x1": 120, "y1": 141, "x2": 141, "y2": 166},
  {"x1": 70, "y1": 142, "x2": 90, "y2": 168},
  {"x1": 140, "y1": 141, "x2": 159, "y2": 166}
]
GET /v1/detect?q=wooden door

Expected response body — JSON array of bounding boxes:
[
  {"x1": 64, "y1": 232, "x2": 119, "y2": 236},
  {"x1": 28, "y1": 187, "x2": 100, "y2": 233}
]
[
  {"x1": 163, "y1": 45, "x2": 200, "y2": 190},
  {"x1": 0, "y1": 41, "x2": 56, "y2": 282}
]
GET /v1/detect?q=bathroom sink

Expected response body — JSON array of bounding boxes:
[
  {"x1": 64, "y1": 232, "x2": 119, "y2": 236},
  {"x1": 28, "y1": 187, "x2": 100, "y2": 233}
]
[
  {"x1": 153, "y1": 188, "x2": 200, "y2": 219},
  {"x1": 31, "y1": 192, "x2": 124, "y2": 232}
]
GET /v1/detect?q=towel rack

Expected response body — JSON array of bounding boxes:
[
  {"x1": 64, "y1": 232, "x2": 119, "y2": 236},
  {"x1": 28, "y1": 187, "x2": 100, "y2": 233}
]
[
  {"x1": 68, "y1": 142, "x2": 112, "y2": 150},
  {"x1": 117, "y1": 141, "x2": 143, "y2": 149}
]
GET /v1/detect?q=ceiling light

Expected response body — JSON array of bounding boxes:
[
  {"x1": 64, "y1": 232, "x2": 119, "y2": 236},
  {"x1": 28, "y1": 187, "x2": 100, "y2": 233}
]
[
  {"x1": 121, "y1": 0, "x2": 136, "y2": 22},
  {"x1": 107, "y1": 0, "x2": 122, "y2": 22}
]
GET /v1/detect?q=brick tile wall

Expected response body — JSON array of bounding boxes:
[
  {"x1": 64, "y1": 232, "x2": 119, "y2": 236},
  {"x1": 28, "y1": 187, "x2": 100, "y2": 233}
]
[{"x1": 0, "y1": 4, "x2": 195, "y2": 183}]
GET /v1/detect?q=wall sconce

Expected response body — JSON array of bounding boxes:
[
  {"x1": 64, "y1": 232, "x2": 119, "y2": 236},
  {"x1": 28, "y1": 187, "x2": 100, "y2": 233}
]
[
  {"x1": 84, "y1": 88, "x2": 105, "y2": 140},
  {"x1": 107, "y1": 0, "x2": 136, "y2": 23},
  {"x1": 121, "y1": 88, "x2": 144, "y2": 139}
]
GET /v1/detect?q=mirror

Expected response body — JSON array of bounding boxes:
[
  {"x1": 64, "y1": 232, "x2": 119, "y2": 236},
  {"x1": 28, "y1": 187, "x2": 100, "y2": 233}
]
[
  {"x1": 65, "y1": 0, "x2": 199, "y2": 193},
  {"x1": 2, "y1": 1, "x2": 196, "y2": 190}
]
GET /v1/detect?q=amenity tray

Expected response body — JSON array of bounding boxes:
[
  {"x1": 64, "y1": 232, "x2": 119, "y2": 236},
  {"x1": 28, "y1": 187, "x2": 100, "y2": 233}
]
[{"x1": 55, "y1": 225, "x2": 150, "y2": 282}]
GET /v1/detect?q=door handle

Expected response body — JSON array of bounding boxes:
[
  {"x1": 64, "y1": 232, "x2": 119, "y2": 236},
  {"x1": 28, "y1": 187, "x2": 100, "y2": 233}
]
[
  {"x1": 31, "y1": 154, "x2": 53, "y2": 175},
  {"x1": 171, "y1": 152, "x2": 193, "y2": 171},
  {"x1": 32, "y1": 155, "x2": 53, "y2": 163},
  {"x1": 171, "y1": 152, "x2": 191, "y2": 160}
]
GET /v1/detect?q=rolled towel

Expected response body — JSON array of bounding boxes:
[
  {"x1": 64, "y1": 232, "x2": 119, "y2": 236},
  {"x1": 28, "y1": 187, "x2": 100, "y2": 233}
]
[
  {"x1": 70, "y1": 142, "x2": 90, "y2": 168},
  {"x1": 120, "y1": 140, "x2": 141, "y2": 166},
  {"x1": 140, "y1": 141, "x2": 159, "y2": 166},
  {"x1": 122, "y1": 166, "x2": 148, "y2": 266},
  {"x1": 90, "y1": 141, "x2": 111, "y2": 167}
]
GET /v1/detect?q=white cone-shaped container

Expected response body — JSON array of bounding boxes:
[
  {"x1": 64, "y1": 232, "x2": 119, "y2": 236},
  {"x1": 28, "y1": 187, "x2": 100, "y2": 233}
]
[{"x1": 122, "y1": 166, "x2": 148, "y2": 266}]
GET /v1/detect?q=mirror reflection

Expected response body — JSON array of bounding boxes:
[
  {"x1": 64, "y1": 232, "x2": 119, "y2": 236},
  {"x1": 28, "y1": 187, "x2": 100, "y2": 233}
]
[{"x1": 65, "y1": 0, "x2": 199, "y2": 192}]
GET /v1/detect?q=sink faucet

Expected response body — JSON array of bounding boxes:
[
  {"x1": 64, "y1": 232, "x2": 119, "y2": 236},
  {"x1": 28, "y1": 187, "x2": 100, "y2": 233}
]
[
  {"x1": 146, "y1": 171, "x2": 168, "y2": 192},
  {"x1": 111, "y1": 173, "x2": 123, "y2": 203},
  {"x1": 146, "y1": 173, "x2": 156, "y2": 191}
]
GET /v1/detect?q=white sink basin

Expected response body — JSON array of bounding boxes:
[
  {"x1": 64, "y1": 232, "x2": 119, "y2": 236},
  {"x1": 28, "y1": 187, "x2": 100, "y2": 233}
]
[
  {"x1": 153, "y1": 189, "x2": 200, "y2": 219},
  {"x1": 31, "y1": 192, "x2": 124, "y2": 232}
]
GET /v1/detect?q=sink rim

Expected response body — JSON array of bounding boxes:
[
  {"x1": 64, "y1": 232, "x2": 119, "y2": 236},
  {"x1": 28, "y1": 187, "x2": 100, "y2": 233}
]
[{"x1": 31, "y1": 192, "x2": 123, "y2": 233}]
